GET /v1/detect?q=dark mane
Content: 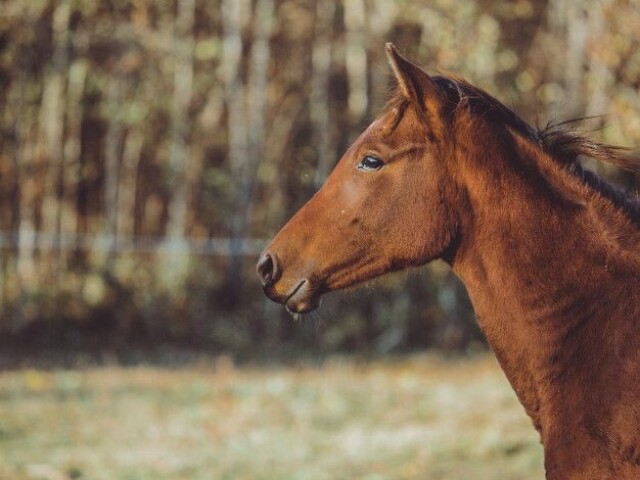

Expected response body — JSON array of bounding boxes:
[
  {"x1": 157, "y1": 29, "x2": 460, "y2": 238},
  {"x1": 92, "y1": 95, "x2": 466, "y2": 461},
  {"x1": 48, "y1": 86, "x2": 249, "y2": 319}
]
[
  {"x1": 537, "y1": 123, "x2": 640, "y2": 223},
  {"x1": 387, "y1": 74, "x2": 640, "y2": 223}
]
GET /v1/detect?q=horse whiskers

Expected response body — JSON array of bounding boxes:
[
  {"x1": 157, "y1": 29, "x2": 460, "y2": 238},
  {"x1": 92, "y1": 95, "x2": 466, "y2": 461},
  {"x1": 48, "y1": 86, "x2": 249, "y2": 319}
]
[{"x1": 286, "y1": 301, "x2": 325, "y2": 327}]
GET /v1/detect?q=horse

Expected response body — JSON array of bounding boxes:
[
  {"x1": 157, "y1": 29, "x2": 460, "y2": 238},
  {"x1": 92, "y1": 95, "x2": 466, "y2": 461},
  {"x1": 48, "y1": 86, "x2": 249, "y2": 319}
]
[{"x1": 257, "y1": 43, "x2": 640, "y2": 479}]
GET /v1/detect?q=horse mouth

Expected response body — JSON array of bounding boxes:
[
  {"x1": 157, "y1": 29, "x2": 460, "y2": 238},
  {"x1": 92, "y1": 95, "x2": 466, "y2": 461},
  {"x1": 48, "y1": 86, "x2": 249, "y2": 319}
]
[{"x1": 285, "y1": 279, "x2": 321, "y2": 314}]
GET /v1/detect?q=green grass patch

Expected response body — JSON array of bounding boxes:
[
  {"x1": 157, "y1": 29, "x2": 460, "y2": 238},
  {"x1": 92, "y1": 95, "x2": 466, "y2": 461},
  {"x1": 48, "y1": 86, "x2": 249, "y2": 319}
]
[{"x1": 0, "y1": 355, "x2": 544, "y2": 479}]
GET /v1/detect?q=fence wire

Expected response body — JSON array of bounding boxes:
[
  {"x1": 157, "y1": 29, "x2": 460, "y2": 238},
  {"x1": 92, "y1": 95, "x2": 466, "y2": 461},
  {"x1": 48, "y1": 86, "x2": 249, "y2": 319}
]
[{"x1": 0, "y1": 232, "x2": 267, "y2": 256}]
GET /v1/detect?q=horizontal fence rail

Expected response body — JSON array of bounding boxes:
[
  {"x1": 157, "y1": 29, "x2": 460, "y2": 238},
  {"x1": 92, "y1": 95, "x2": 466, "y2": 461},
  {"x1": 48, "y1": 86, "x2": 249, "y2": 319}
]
[{"x1": 0, "y1": 232, "x2": 267, "y2": 256}]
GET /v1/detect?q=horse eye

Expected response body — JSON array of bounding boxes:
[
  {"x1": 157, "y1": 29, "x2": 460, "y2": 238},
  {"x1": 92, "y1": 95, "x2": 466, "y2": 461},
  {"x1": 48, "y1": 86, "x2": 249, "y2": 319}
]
[{"x1": 357, "y1": 155, "x2": 384, "y2": 172}]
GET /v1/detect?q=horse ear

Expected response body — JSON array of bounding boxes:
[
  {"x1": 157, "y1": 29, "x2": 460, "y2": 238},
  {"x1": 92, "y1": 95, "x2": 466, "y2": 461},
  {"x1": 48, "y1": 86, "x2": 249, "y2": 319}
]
[{"x1": 385, "y1": 43, "x2": 444, "y2": 114}]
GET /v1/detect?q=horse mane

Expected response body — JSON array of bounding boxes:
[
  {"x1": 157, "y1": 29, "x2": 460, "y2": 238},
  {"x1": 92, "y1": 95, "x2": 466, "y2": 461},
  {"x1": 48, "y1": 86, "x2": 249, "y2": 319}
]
[
  {"x1": 536, "y1": 123, "x2": 640, "y2": 222},
  {"x1": 386, "y1": 74, "x2": 640, "y2": 223}
]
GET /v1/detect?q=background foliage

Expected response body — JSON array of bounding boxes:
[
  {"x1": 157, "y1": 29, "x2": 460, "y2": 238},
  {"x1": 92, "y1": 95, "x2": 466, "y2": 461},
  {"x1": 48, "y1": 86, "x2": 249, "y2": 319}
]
[{"x1": 0, "y1": 0, "x2": 639, "y2": 362}]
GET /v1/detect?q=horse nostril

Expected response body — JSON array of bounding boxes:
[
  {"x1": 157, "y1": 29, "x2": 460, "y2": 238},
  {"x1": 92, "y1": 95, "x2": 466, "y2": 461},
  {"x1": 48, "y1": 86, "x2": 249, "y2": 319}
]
[{"x1": 257, "y1": 252, "x2": 280, "y2": 287}]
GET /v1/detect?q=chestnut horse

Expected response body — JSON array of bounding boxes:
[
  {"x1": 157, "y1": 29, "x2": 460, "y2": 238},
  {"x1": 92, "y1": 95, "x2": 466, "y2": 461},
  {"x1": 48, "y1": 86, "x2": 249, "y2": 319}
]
[{"x1": 257, "y1": 44, "x2": 640, "y2": 479}]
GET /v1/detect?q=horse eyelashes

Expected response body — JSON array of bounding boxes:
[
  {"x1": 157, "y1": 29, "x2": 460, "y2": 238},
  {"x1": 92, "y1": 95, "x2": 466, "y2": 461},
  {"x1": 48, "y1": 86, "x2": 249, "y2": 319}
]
[{"x1": 358, "y1": 155, "x2": 384, "y2": 171}]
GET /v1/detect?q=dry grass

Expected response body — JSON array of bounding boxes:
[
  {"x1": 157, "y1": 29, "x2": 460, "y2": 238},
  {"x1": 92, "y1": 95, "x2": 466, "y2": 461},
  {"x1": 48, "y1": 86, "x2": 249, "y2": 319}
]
[{"x1": 0, "y1": 354, "x2": 544, "y2": 480}]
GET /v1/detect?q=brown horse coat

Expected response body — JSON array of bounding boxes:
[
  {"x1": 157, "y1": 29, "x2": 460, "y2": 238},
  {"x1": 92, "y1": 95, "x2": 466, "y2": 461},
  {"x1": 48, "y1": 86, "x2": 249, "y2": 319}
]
[{"x1": 258, "y1": 44, "x2": 640, "y2": 479}]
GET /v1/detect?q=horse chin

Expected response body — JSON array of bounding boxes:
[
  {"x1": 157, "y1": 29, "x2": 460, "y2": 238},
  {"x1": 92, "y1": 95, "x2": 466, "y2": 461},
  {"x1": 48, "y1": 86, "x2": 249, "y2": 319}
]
[{"x1": 285, "y1": 279, "x2": 322, "y2": 314}]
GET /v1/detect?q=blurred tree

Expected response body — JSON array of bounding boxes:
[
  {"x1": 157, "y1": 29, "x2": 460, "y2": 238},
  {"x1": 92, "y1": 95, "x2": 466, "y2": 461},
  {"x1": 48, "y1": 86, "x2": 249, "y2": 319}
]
[{"x1": 0, "y1": 0, "x2": 637, "y2": 360}]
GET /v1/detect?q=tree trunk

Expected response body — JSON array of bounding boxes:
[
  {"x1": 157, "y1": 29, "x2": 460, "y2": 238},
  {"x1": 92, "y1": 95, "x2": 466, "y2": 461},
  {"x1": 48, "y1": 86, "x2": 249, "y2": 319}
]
[
  {"x1": 311, "y1": 0, "x2": 336, "y2": 187},
  {"x1": 38, "y1": 0, "x2": 70, "y2": 280},
  {"x1": 162, "y1": 0, "x2": 196, "y2": 287}
]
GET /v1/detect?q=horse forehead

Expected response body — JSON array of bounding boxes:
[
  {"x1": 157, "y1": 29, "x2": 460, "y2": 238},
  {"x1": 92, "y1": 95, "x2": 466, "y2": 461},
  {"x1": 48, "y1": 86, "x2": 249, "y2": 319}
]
[
  {"x1": 363, "y1": 114, "x2": 391, "y2": 135},
  {"x1": 360, "y1": 109, "x2": 414, "y2": 143}
]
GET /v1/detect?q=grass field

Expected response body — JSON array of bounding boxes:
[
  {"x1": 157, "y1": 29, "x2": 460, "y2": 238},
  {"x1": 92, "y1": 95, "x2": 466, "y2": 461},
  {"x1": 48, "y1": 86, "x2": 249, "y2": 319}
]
[{"x1": 0, "y1": 354, "x2": 544, "y2": 480}]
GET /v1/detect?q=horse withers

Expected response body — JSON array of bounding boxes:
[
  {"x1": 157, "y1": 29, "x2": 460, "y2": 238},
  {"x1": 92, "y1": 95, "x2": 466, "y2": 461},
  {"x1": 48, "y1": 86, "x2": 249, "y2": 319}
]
[{"x1": 257, "y1": 43, "x2": 640, "y2": 480}]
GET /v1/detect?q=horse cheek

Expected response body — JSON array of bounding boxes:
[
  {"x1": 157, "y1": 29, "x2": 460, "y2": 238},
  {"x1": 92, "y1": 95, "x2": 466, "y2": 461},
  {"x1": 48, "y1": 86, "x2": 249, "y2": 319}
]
[{"x1": 409, "y1": 182, "x2": 455, "y2": 265}]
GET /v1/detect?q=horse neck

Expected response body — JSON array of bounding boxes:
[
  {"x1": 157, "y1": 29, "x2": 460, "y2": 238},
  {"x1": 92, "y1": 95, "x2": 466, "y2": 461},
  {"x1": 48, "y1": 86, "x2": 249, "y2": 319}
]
[
  {"x1": 449, "y1": 127, "x2": 640, "y2": 423},
  {"x1": 451, "y1": 127, "x2": 637, "y2": 322}
]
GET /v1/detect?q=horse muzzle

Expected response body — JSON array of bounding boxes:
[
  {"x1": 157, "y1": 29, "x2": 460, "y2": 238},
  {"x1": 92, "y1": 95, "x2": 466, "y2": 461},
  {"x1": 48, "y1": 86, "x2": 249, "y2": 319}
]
[{"x1": 257, "y1": 251, "x2": 322, "y2": 313}]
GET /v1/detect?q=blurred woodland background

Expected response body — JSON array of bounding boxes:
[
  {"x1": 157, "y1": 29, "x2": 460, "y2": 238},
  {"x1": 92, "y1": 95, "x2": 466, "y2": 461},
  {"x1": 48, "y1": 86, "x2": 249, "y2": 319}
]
[{"x1": 1, "y1": 0, "x2": 639, "y2": 363}]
